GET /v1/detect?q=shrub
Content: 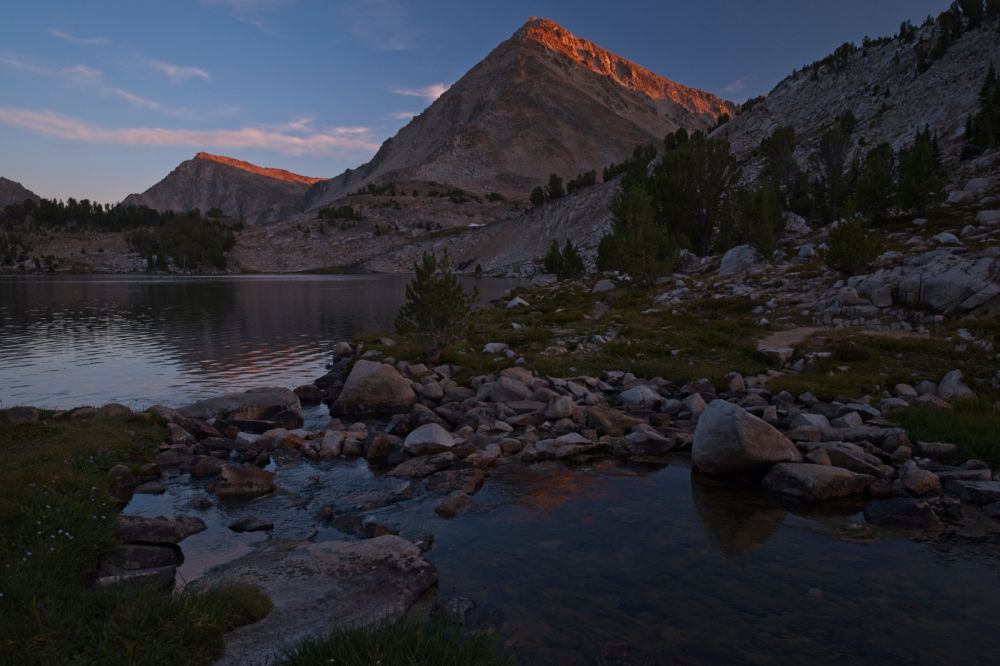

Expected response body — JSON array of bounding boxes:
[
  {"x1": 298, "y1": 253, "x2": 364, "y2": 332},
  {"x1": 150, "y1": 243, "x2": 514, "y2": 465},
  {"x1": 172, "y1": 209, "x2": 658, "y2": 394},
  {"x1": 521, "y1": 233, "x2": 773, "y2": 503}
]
[
  {"x1": 822, "y1": 216, "x2": 882, "y2": 276},
  {"x1": 395, "y1": 251, "x2": 478, "y2": 356}
]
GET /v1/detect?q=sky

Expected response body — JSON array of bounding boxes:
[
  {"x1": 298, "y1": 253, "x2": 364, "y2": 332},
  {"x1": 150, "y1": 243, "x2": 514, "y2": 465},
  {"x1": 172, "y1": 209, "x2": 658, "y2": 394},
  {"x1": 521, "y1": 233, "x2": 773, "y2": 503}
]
[{"x1": 0, "y1": 0, "x2": 951, "y2": 203}]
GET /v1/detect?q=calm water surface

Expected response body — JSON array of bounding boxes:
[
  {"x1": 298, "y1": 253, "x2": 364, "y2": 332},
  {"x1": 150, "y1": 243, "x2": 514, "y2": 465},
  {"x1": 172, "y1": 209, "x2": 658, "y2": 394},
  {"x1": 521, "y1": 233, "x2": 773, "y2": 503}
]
[{"x1": 0, "y1": 273, "x2": 519, "y2": 410}]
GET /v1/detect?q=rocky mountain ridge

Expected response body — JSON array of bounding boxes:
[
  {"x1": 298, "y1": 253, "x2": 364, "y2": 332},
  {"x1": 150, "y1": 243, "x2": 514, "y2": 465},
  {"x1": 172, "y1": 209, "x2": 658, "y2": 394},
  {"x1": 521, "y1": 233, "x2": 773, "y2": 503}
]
[
  {"x1": 302, "y1": 17, "x2": 733, "y2": 209},
  {"x1": 121, "y1": 153, "x2": 322, "y2": 225},
  {"x1": 0, "y1": 177, "x2": 40, "y2": 207}
]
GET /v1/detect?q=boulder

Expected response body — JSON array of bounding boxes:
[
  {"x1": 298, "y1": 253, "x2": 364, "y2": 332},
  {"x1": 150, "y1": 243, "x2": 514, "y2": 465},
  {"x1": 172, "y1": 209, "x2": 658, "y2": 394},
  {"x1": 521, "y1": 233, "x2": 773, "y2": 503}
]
[
  {"x1": 937, "y1": 370, "x2": 976, "y2": 401},
  {"x1": 107, "y1": 464, "x2": 136, "y2": 501},
  {"x1": 864, "y1": 498, "x2": 943, "y2": 531},
  {"x1": 387, "y1": 452, "x2": 456, "y2": 478},
  {"x1": 180, "y1": 388, "x2": 303, "y2": 429},
  {"x1": 692, "y1": 400, "x2": 801, "y2": 475},
  {"x1": 618, "y1": 385, "x2": 661, "y2": 411},
  {"x1": 900, "y1": 460, "x2": 941, "y2": 496},
  {"x1": 718, "y1": 245, "x2": 761, "y2": 277},
  {"x1": 402, "y1": 423, "x2": 456, "y2": 456},
  {"x1": 945, "y1": 480, "x2": 1000, "y2": 504},
  {"x1": 229, "y1": 517, "x2": 274, "y2": 533},
  {"x1": 592, "y1": 279, "x2": 615, "y2": 294},
  {"x1": 191, "y1": 537, "x2": 438, "y2": 666},
  {"x1": 118, "y1": 514, "x2": 206, "y2": 545},
  {"x1": 545, "y1": 395, "x2": 576, "y2": 420},
  {"x1": 435, "y1": 492, "x2": 473, "y2": 519},
  {"x1": 332, "y1": 361, "x2": 417, "y2": 417},
  {"x1": 213, "y1": 464, "x2": 275, "y2": 499},
  {"x1": 762, "y1": 463, "x2": 875, "y2": 502},
  {"x1": 293, "y1": 384, "x2": 322, "y2": 405}
]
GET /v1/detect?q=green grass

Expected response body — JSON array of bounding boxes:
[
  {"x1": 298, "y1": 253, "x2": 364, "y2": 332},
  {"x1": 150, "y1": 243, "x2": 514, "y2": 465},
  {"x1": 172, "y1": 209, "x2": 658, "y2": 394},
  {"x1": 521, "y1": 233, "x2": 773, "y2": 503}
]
[
  {"x1": 282, "y1": 621, "x2": 511, "y2": 666},
  {"x1": 374, "y1": 280, "x2": 771, "y2": 388},
  {"x1": 768, "y1": 325, "x2": 998, "y2": 401},
  {"x1": 895, "y1": 398, "x2": 1000, "y2": 465},
  {"x1": 0, "y1": 412, "x2": 271, "y2": 665}
]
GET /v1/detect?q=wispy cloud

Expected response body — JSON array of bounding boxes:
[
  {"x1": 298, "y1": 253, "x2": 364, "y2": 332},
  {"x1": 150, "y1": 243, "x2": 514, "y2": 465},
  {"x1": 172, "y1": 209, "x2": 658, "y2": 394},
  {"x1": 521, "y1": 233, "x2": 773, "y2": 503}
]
[
  {"x1": 0, "y1": 54, "x2": 50, "y2": 75},
  {"x1": 0, "y1": 106, "x2": 381, "y2": 156},
  {"x1": 391, "y1": 83, "x2": 449, "y2": 102},
  {"x1": 343, "y1": 0, "x2": 418, "y2": 50},
  {"x1": 202, "y1": 0, "x2": 293, "y2": 31},
  {"x1": 388, "y1": 111, "x2": 417, "y2": 121},
  {"x1": 61, "y1": 64, "x2": 104, "y2": 86},
  {"x1": 719, "y1": 74, "x2": 754, "y2": 100},
  {"x1": 146, "y1": 59, "x2": 211, "y2": 82},
  {"x1": 47, "y1": 28, "x2": 108, "y2": 46}
]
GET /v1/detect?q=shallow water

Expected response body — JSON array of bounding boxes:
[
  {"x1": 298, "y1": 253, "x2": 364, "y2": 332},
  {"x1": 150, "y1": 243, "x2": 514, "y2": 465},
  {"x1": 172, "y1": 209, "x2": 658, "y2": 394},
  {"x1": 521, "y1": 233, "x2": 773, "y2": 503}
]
[
  {"x1": 128, "y1": 455, "x2": 1000, "y2": 666},
  {"x1": 0, "y1": 273, "x2": 519, "y2": 410}
]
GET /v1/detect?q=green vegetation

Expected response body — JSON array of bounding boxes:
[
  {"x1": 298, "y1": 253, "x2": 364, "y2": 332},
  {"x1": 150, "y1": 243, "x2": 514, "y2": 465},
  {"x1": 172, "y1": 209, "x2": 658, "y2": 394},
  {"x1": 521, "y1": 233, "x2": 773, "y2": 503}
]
[
  {"x1": 318, "y1": 204, "x2": 364, "y2": 221},
  {"x1": 0, "y1": 231, "x2": 30, "y2": 266},
  {"x1": 395, "y1": 251, "x2": 478, "y2": 358},
  {"x1": 897, "y1": 127, "x2": 946, "y2": 217},
  {"x1": 967, "y1": 64, "x2": 1000, "y2": 152},
  {"x1": 541, "y1": 239, "x2": 585, "y2": 278},
  {"x1": 281, "y1": 621, "x2": 510, "y2": 666},
  {"x1": 127, "y1": 215, "x2": 237, "y2": 271},
  {"x1": 0, "y1": 412, "x2": 271, "y2": 665},
  {"x1": 822, "y1": 216, "x2": 883, "y2": 275},
  {"x1": 1, "y1": 198, "x2": 169, "y2": 232},
  {"x1": 596, "y1": 184, "x2": 675, "y2": 283},
  {"x1": 768, "y1": 323, "x2": 998, "y2": 402},
  {"x1": 897, "y1": 398, "x2": 1000, "y2": 465}
]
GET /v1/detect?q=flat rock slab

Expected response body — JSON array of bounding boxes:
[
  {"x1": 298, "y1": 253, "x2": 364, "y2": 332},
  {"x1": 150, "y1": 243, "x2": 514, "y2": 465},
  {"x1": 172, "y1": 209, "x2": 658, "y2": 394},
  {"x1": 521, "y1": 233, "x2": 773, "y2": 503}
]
[
  {"x1": 762, "y1": 463, "x2": 875, "y2": 503},
  {"x1": 179, "y1": 387, "x2": 303, "y2": 429},
  {"x1": 118, "y1": 514, "x2": 206, "y2": 545},
  {"x1": 192, "y1": 536, "x2": 438, "y2": 666}
]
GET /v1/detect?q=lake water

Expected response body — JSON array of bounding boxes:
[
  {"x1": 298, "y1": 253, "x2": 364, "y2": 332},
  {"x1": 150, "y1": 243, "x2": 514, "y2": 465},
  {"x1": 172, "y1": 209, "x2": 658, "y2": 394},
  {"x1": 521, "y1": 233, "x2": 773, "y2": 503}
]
[{"x1": 0, "y1": 274, "x2": 519, "y2": 411}]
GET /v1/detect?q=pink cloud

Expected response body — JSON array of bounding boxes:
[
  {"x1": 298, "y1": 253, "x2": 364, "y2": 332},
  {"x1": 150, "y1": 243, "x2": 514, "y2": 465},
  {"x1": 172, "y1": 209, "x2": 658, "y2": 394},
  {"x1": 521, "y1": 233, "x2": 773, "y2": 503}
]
[{"x1": 0, "y1": 106, "x2": 380, "y2": 156}]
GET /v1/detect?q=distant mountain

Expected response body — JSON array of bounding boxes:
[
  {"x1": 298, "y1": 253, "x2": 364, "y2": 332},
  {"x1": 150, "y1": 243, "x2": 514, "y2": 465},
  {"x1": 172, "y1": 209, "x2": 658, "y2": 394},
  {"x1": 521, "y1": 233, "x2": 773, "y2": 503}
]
[
  {"x1": 122, "y1": 153, "x2": 324, "y2": 224},
  {"x1": 0, "y1": 177, "x2": 40, "y2": 207},
  {"x1": 303, "y1": 17, "x2": 734, "y2": 209}
]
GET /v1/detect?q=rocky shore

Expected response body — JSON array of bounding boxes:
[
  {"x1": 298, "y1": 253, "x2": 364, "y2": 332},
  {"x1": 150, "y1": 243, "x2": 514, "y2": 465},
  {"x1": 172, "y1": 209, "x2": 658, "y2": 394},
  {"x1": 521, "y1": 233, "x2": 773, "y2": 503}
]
[{"x1": 9, "y1": 329, "x2": 994, "y2": 661}]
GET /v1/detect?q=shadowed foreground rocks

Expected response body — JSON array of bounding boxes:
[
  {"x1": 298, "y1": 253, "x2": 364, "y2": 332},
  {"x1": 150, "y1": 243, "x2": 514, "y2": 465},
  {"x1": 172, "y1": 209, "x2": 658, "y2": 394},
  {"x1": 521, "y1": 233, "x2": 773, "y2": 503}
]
[{"x1": 190, "y1": 536, "x2": 438, "y2": 666}]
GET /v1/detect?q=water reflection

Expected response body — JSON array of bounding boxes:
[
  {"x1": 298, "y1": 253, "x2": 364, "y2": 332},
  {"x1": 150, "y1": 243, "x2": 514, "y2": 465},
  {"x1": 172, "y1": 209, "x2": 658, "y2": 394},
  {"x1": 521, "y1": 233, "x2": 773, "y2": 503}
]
[
  {"x1": 690, "y1": 473, "x2": 786, "y2": 556},
  {"x1": 0, "y1": 274, "x2": 520, "y2": 409}
]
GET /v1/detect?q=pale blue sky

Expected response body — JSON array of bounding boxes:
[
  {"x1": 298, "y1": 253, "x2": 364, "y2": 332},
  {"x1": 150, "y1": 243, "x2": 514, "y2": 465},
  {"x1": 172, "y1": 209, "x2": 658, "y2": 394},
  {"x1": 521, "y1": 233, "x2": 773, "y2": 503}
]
[{"x1": 0, "y1": 0, "x2": 948, "y2": 202}]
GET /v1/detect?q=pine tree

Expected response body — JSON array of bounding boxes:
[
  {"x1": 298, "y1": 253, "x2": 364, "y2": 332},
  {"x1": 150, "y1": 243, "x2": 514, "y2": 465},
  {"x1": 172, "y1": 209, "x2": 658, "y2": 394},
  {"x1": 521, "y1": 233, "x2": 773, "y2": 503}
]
[
  {"x1": 854, "y1": 142, "x2": 896, "y2": 224},
  {"x1": 542, "y1": 239, "x2": 564, "y2": 275},
  {"x1": 898, "y1": 127, "x2": 945, "y2": 216},
  {"x1": 395, "y1": 250, "x2": 478, "y2": 357},
  {"x1": 530, "y1": 186, "x2": 546, "y2": 208},
  {"x1": 597, "y1": 184, "x2": 674, "y2": 283},
  {"x1": 547, "y1": 174, "x2": 565, "y2": 201}
]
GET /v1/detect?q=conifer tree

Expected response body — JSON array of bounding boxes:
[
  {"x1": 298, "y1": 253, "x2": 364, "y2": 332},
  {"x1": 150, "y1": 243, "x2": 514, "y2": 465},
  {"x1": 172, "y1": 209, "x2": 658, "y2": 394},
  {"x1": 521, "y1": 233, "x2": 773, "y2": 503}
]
[{"x1": 395, "y1": 250, "x2": 478, "y2": 356}]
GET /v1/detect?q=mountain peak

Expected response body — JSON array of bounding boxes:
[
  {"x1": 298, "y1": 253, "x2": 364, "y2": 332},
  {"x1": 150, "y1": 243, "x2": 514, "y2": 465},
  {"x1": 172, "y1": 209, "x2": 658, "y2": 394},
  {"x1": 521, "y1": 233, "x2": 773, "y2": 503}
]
[
  {"x1": 513, "y1": 16, "x2": 730, "y2": 115},
  {"x1": 193, "y1": 152, "x2": 323, "y2": 186}
]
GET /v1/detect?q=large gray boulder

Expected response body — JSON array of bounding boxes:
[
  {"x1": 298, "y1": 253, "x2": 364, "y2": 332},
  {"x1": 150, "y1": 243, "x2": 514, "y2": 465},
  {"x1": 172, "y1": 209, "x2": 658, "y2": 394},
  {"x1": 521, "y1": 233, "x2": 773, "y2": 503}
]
[
  {"x1": 402, "y1": 423, "x2": 456, "y2": 456},
  {"x1": 762, "y1": 463, "x2": 875, "y2": 502},
  {"x1": 192, "y1": 536, "x2": 438, "y2": 666},
  {"x1": 718, "y1": 245, "x2": 761, "y2": 277},
  {"x1": 692, "y1": 400, "x2": 802, "y2": 475},
  {"x1": 332, "y1": 360, "x2": 417, "y2": 417},
  {"x1": 937, "y1": 369, "x2": 976, "y2": 401},
  {"x1": 179, "y1": 388, "x2": 303, "y2": 428}
]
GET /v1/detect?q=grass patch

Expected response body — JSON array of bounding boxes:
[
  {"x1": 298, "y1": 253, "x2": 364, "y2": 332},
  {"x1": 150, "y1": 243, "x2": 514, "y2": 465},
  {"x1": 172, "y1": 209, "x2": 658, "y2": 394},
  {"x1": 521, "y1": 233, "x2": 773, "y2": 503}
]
[
  {"x1": 768, "y1": 327, "x2": 998, "y2": 401},
  {"x1": 895, "y1": 399, "x2": 1000, "y2": 465},
  {"x1": 0, "y1": 413, "x2": 271, "y2": 665},
  {"x1": 282, "y1": 621, "x2": 511, "y2": 666},
  {"x1": 371, "y1": 280, "x2": 773, "y2": 388}
]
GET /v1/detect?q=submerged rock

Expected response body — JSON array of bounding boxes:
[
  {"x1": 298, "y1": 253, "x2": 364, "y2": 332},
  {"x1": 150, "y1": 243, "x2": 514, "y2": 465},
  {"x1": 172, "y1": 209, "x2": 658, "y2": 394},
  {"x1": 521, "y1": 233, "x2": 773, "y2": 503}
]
[
  {"x1": 213, "y1": 464, "x2": 275, "y2": 498},
  {"x1": 192, "y1": 536, "x2": 438, "y2": 666},
  {"x1": 762, "y1": 463, "x2": 874, "y2": 502},
  {"x1": 692, "y1": 400, "x2": 801, "y2": 475}
]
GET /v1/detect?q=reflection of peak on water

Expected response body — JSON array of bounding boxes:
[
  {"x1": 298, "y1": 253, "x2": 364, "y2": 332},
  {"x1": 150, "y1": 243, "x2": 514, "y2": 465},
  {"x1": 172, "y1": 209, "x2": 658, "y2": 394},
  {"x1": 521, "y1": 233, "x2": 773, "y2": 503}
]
[{"x1": 690, "y1": 473, "x2": 786, "y2": 557}]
